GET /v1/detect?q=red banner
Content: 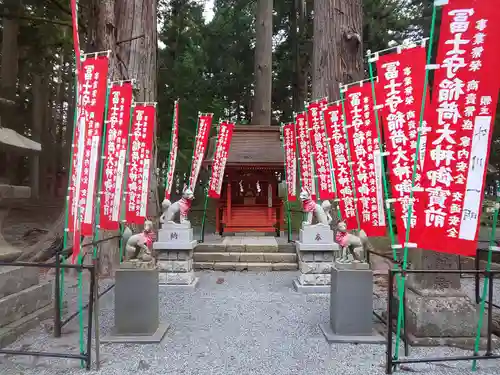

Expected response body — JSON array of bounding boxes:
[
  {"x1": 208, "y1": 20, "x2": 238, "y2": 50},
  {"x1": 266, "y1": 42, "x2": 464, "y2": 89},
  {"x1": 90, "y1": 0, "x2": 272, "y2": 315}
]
[
  {"x1": 164, "y1": 100, "x2": 179, "y2": 200},
  {"x1": 417, "y1": 1, "x2": 500, "y2": 255},
  {"x1": 376, "y1": 45, "x2": 430, "y2": 244},
  {"x1": 282, "y1": 123, "x2": 297, "y2": 202},
  {"x1": 189, "y1": 114, "x2": 213, "y2": 189},
  {"x1": 99, "y1": 82, "x2": 133, "y2": 231},
  {"x1": 71, "y1": 221, "x2": 81, "y2": 264},
  {"x1": 208, "y1": 122, "x2": 235, "y2": 198},
  {"x1": 324, "y1": 102, "x2": 358, "y2": 230},
  {"x1": 307, "y1": 100, "x2": 336, "y2": 200},
  {"x1": 67, "y1": 55, "x2": 109, "y2": 236},
  {"x1": 124, "y1": 104, "x2": 156, "y2": 224},
  {"x1": 342, "y1": 83, "x2": 386, "y2": 236},
  {"x1": 295, "y1": 112, "x2": 315, "y2": 200}
]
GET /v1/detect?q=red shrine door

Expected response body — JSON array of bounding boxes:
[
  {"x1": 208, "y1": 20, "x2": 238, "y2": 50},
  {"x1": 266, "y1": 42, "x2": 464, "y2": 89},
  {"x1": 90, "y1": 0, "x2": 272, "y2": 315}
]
[{"x1": 217, "y1": 171, "x2": 283, "y2": 234}]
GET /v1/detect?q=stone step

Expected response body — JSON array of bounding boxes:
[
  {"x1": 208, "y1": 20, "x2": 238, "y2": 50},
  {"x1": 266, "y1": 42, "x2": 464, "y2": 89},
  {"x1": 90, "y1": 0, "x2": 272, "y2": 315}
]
[
  {"x1": 0, "y1": 282, "x2": 52, "y2": 327},
  {"x1": 195, "y1": 242, "x2": 294, "y2": 253},
  {"x1": 194, "y1": 252, "x2": 296, "y2": 263},
  {"x1": 0, "y1": 266, "x2": 40, "y2": 299},
  {"x1": 194, "y1": 261, "x2": 298, "y2": 271},
  {"x1": 0, "y1": 304, "x2": 54, "y2": 348}
]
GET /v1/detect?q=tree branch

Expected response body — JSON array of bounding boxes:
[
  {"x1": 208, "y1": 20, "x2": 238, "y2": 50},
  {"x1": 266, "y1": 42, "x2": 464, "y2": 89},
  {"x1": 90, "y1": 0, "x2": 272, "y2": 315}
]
[
  {"x1": 46, "y1": 0, "x2": 72, "y2": 16},
  {"x1": 0, "y1": 12, "x2": 72, "y2": 27},
  {"x1": 116, "y1": 34, "x2": 145, "y2": 45}
]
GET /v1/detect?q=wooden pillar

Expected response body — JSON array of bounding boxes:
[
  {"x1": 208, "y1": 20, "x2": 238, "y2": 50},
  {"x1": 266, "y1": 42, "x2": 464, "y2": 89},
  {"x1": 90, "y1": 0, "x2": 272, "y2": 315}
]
[
  {"x1": 268, "y1": 182, "x2": 272, "y2": 222},
  {"x1": 280, "y1": 200, "x2": 285, "y2": 232},
  {"x1": 215, "y1": 201, "x2": 221, "y2": 234},
  {"x1": 227, "y1": 182, "x2": 232, "y2": 226}
]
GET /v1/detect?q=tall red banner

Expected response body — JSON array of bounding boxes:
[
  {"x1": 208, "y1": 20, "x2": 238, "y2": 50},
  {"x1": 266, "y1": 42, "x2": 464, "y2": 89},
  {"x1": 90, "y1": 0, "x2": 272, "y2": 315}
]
[
  {"x1": 295, "y1": 112, "x2": 315, "y2": 200},
  {"x1": 67, "y1": 55, "x2": 109, "y2": 236},
  {"x1": 208, "y1": 122, "x2": 235, "y2": 198},
  {"x1": 323, "y1": 102, "x2": 358, "y2": 230},
  {"x1": 99, "y1": 82, "x2": 133, "y2": 231},
  {"x1": 376, "y1": 46, "x2": 430, "y2": 244},
  {"x1": 307, "y1": 100, "x2": 336, "y2": 200},
  {"x1": 189, "y1": 114, "x2": 213, "y2": 189},
  {"x1": 342, "y1": 83, "x2": 386, "y2": 236},
  {"x1": 124, "y1": 104, "x2": 156, "y2": 224},
  {"x1": 417, "y1": 0, "x2": 500, "y2": 255},
  {"x1": 282, "y1": 123, "x2": 297, "y2": 202},
  {"x1": 164, "y1": 100, "x2": 179, "y2": 200}
]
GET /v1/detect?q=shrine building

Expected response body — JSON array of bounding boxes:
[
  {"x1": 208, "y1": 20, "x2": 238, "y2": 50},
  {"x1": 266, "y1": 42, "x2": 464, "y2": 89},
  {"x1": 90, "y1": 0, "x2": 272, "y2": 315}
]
[{"x1": 203, "y1": 125, "x2": 285, "y2": 235}]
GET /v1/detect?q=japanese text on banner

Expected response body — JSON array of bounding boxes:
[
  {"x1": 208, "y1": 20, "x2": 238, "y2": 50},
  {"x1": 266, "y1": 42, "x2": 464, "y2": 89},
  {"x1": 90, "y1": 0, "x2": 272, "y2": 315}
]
[
  {"x1": 307, "y1": 100, "x2": 336, "y2": 200},
  {"x1": 165, "y1": 101, "x2": 179, "y2": 200},
  {"x1": 295, "y1": 112, "x2": 315, "y2": 199},
  {"x1": 124, "y1": 104, "x2": 156, "y2": 224},
  {"x1": 99, "y1": 82, "x2": 133, "y2": 231},
  {"x1": 208, "y1": 122, "x2": 235, "y2": 198},
  {"x1": 282, "y1": 123, "x2": 297, "y2": 202},
  {"x1": 343, "y1": 83, "x2": 386, "y2": 236},
  {"x1": 376, "y1": 46, "x2": 430, "y2": 244},
  {"x1": 323, "y1": 102, "x2": 358, "y2": 230},
  {"x1": 67, "y1": 55, "x2": 109, "y2": 236},
  {"x1": 189, "y1": 114, "x2": 213, "y2": 189},
  {"x1": 417, "y1": 1, "x2": 500, "y2": 256}
]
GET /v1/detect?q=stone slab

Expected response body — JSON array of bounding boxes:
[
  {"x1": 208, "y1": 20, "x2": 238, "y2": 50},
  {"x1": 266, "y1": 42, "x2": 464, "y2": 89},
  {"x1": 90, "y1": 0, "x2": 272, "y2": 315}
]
[
  {"x1": 159, "y1": 277, "x2": 199, "y2": 290},
  {"x1": 157, "y1": 260, "x2": 193, "y2": 272},
  {"x1": 157, "y1": 250, "x2": 193, "y2": 261},
  {"x1": 114, "y1": 269, "x2": 159, "y2": 336},
  {"x1": 299, "y1": 224, "x2": 334, "y2": 244},
  {"x1": 159, "y1": 271, "x2": 196, "y2": 285},
  {"x1": 296, "y1": 242, "x2": 339, "y2": 252},
  {"x1": 319, "y1": 323, "x2": 385, "y2": 345},
  {"x1": 101, "y1": 323, "x2": 170, "y2": 344},
  {"x1": 334, "y1": 261, "x2": 370, "y2": 270},
  {"x1": 153, "y1": 240, "x2": 197, "y2": 250},
  {"x1": 0, "y1": 266, "x2": 39, "y2": 299},
  {"x1": 292, "y1": 279, "x2": 330, "y2": 294},
  {"x1": 222, "y1": 237, "x2": 245, "y2": 252},
  {"x1": 158, "y1": 227, "x2": 193, "y2": 243},
  {"x1": 330, "y1": 266, "x2": 374, "y2": 336},
  {"x1": 299, "y1": 261, "x2": 332, "y2": 274},
  {"x1": 298, "y1": 273, "x2": 331, "y2": 285},
  {"x1": 242, "y1": 237, "x2": 278, "y2": 253}
]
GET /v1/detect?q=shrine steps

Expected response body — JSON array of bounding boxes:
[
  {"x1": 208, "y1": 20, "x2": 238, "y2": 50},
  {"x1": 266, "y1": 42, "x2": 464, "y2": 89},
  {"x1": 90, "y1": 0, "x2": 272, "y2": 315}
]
[
  {"x1": 194, "y1": 236, "x2": 298, "y2": 271},
  {"x1": 0, "y1": 266, "x2": 54, "y2": 348}
]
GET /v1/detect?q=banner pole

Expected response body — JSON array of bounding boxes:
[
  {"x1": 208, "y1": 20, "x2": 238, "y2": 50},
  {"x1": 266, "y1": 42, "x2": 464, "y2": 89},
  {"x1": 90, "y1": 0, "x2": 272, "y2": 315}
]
[
  {"x1": 339, "y1": 88, "x2": 361, "y2": 231},
  {"x1": 472, "y1": 181, "x2": 500, "y2": 370},
  {"x1": 164, "y1": 99, "x2": 178, "y2": 198},
  {"x1": 280, "y1": 125, "x2": 293, "y2": 243},
  {"x1": 92, "y1": 82, "x2": 112, "y2": 259}
]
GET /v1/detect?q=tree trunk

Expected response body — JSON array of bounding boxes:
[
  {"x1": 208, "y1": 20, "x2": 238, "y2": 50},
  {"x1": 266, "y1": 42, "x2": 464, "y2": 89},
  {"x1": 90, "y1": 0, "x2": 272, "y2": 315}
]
[
  {"x1": 312, "y1": 0, "x2": 363, "y2": 101},
  {"x1": 252, "y1": 0, "x2": 273, "y2": 125},
  {"x1": 29, "y1": 74, "x2": 44, "y2": 199},
  {"x1": 293, "y1": 0, "x2": 308, "y2": 110}
]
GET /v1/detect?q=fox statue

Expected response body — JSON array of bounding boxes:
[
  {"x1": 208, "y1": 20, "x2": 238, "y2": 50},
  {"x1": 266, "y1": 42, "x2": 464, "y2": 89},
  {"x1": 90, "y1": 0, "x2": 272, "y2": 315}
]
[
  {"x1": 299, "y1": 188, "x2": 333, "y2": 226},
  {"x1": 160, "y1": 186, "x2": 195, "y2": 225},
  {"x1": 335, "y1": 220, "x2": 369, "y2": 263},
  {"x1": 122, "y1": 220, "x2": 155, "y2": 261}
]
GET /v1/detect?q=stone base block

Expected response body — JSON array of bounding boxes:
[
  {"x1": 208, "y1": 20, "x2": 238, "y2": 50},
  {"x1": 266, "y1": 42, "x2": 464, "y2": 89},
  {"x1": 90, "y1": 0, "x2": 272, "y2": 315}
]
[
  {"x1": 319, "y1": 323, "x2": 385, "y2": 344},
  {"x1": 153, "y1": 240, "x2": 197, "y2": 250},
  {"x1": 330, "y1": 265, "x2": 374, "y2": 336},
  {"x1": 157, "y1": 259, "x2": 193, "y2": 272},
  {"x1": 158, "y1": 226, "x2": 193, "y2": 243},
  {"x1": 296, "y1": 242, "x2": 339, "y2": 252},
  {"x1": 292, "y1": 279, "x2": 330, "y2": 294},
  {"x1": 157, "y1": 250, "x2": 193, "y2": 261},
  {"x1": 159, "y1": 271, "x2": 197, "y2": 286},
  {"x1": 300, "y1": 252, "x2": 334, "y2": 262},
  {"x1": 299, "y1": 223, "x2": 334, "y2": 243},
  {"x1": 102, "y1": 323, "x2": 170, "y2": 344},
  {"x1": 299, "y1": 261, "x2": 332, "y2": 274}
]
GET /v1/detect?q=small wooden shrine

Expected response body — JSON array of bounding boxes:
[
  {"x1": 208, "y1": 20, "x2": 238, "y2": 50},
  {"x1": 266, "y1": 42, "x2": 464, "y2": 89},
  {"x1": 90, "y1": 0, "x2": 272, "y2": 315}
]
[{"x1": 203, "y1": 125, "x2": 284, "y2": 234}]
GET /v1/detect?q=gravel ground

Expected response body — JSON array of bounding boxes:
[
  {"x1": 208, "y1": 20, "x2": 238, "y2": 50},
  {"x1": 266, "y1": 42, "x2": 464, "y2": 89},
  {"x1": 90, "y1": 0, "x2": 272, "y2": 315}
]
[{"x1": 1, "y1": 271, "x2": 500, "y2": 375}]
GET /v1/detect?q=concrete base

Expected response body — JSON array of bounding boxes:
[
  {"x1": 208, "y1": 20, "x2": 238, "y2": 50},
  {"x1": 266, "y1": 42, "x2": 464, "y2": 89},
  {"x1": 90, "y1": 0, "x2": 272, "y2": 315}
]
[
  {"x1": 296, "y1": 242, "x2": 338, "y2": 252},
  {"x1": 319, "y1": 323, "x2": 385, "y2": 344},
  {"x1": 292, "y1": 279, "x2": 329, "y2": 294},
  {"x1": 101, "y1": 323, "x2": 170, "y2": 344},
  {"x1": 404, "y1": 331, "x2": 500, "y2": 350},
  {"x1": 159, "y1": 276, "x2": 200, "y2": 290},
  {"x1": 153, "y1": 240, "x2": 197, "y2": 250}
]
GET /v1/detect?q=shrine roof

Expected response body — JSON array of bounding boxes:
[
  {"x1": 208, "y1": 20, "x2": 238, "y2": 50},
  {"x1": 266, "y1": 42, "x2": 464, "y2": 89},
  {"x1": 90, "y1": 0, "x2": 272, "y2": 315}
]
[{"x1": 204, "y1": 125, "x2": 284, "y2": 167}]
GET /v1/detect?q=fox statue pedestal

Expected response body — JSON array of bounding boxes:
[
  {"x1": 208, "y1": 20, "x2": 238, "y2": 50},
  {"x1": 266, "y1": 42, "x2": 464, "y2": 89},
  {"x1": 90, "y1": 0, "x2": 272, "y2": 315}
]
[
  {"x1": 292, "y1": 223, "x2": 339, "y2": 294},
  {"x1": 153, "y1": 222, "x2": 199, "y2": 289}
]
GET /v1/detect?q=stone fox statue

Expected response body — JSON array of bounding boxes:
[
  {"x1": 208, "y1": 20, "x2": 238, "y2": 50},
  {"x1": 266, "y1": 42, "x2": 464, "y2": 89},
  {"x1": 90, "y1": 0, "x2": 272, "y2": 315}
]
[
  {"x1": 299, "y1": 188, "x2": 333, "y2": 225},
  {"x1": 335, "y1": 220, "x2": 369, "y2": 263},
  {"x1": 160, "y1": 186, "x2": 195, "y2": 225},
  {"x1": 122, "y1": 220, "x2": 155, "y2": 261}
]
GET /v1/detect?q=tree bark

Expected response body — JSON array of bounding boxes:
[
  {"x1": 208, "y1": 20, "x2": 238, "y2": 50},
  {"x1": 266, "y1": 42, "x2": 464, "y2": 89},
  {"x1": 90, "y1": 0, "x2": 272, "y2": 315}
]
[
  {"x1": 312, "y1": 0, "x2": 363, "y2": 101},
  {"x1": 29, "y1": 74, "x2": 44, "y2": 199},
  {"x1": 252, "y1": 0, "x2": 273, "y2": 125}
]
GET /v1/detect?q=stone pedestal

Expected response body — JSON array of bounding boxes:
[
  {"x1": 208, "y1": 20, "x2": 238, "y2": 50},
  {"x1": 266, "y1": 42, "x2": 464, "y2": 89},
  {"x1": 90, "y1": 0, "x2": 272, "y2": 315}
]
[
  {"x1": 292, "y1": 223, "x2": 339, "y2": 293},
  {"x1": 102, "y1": 268, "x2": 169, "y2": 343},
  {"x1": 402, "y1": 250, "x2": 491, "y2": 348},
  {"x1": 319, "y1": 265, "x2": 384, "y2": 344},
  {"x1": 153, "y1": 222, "x2": 198, "y2": 289}
]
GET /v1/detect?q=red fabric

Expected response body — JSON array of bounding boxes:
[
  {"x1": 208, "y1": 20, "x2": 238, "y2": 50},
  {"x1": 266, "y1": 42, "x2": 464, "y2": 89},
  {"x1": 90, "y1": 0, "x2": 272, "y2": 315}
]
[
  {"x1": 179, "y1": 197, "x2": 192, "y2": 217},
  {"x1": 417, "y1": 1, "x2": 500, "y2": 256},
  {"x1": 295, "y1": 112, "x2": 316, "y2": 201},
  {"x1": 282, "y1": 123, "x2": 297, "y2": 202},
  {"x1": 302, "y1": 198, "x2": 316, "y2": 213},
  {"x1": 208, "y1": 122, "x2": 235, "y2": 198},
  {"x1": 124, "y1": 105, "x2": 156, "y2": 224},
  {"x1": 335, "y1": 231, "x2": 348, "y2": 247},
  {"x1": 67, "y1": 56, "x2": 109, "y2": 236},
  {"x1": 307, "y1": 100, "x2": 335, "y2": 200},
  {"x1": 324, "y1": 103, "x2": 358, "y2": 230},
  {"x1": 99, "y1": 82, "x2": 133, "y2": 231},
  {"x1": 189, "y1": 114, "x2": 213, "y2": 189}
]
